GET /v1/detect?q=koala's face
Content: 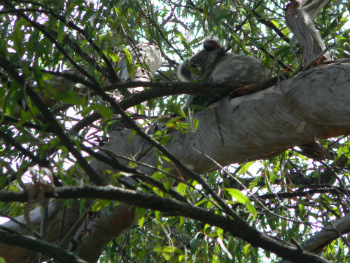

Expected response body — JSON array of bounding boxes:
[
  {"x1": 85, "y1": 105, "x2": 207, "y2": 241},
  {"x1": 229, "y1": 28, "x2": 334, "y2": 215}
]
[
  {"x1": 186, "y1": 38, "x2": 225, "y2": 79},
  {"x1": 187, "y1": 51, "x2": 211, "y2": 78},
  {"x1": 178, "y1": 37, "x2": 225, "y2": 81}
]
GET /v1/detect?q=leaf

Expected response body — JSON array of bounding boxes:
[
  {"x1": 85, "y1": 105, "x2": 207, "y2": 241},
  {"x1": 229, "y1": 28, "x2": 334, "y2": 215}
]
[
  {"x1": 123, "y1": 48, "x2": 134, "y2": 78},
  {"x1": 244, "y1": 243, "x2": 251, "y2": 256},
  {"x1": 155, "y1": 210, "x2": 161, "y2": 223},
  {"x1": 114, "y1": 6, "x2": 122, "y2": 17},
  {"x1": 162, "y1": 177, "x2": 171, "y2": 192},
  {"x1": 152, "y1": 171, "x2": 165, "y2": 181},
  {"x1": 231, "y1": 34, "x2": 248, "y2": 52},
  {"x1": 13, "y1": 18, "x2": 25, "y2": 57},
  {"x1": 154, "y1": 246, "x2": 183, "y2": 254},
  {"x1": 138, "y1": 215, "x2": 145, "y2": 228},
  {"x1": 53, "y1": 91, "x2": 83, "y2": 105},
  {"x1": 135, "y1": 207, "x2": 147, "y2": 228},
  {"x1": 225, "y1": 188, "x2": 257, "y2": 218},
  {"x1": 246, "y1": 203, "x2": 257, "y2": 218},
  {"x1": 91, "y1": 104, "x2": 113, "y2": 118},
  {"x1": 270, "y1": 19, "x2": 279, "y2": 28},
  {"x1": 238, "y1": 161, "x2": 254, "y2": 175},
  {"x1": 176, "y1": 182, "x2": 186, "y2": 195},
  {"x1": 225, "y1": 188, "x2": 249, "y2": 203},
  {"x1": 57, "y1": 22, "x2": 65, "y2": 42},
  {"x1": 110, "y1": 52, "x2": 120, "y2": 63},
  {"x1": 190, "y1": 237, "x2": 198, "y2": 253}
]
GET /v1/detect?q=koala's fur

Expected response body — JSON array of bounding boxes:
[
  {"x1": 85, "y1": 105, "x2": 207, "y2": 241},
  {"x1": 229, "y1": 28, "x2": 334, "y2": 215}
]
[
  {"x1": 178, "y1": 37, "x2": 271, "y2": 110},
  {"x1": 178, "y1": 37, "x2": 270, "y2": 84}
]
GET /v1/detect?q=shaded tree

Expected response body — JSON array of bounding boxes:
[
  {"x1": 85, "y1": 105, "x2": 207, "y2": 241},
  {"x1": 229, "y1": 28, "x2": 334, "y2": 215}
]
[{"x1": 0, "y1": 0, "x2": 350, "y2": 262}]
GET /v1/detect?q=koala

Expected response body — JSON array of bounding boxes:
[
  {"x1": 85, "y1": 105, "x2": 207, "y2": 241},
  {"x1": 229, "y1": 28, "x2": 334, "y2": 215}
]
[
  {"x1": 178, "y1": 37, "x2": 270, "y2": 84},
  {"x1": 178, "y1": 37, "x2": 271, "y2": 110}
]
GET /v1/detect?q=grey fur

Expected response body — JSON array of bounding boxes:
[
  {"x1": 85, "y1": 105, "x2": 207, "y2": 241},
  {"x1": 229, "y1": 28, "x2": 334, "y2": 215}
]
[
  {"x1": 178, "y1": 37, "x2": 271, "y2": 110},
  {"x1": 178, "y1": 37, "x2": 270, "y2": 83}
]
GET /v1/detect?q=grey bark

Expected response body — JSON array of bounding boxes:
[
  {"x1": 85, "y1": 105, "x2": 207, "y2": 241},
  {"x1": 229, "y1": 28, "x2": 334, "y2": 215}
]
[{"x1": 285, "y1": 0, "x2": 331, "y2": 63}]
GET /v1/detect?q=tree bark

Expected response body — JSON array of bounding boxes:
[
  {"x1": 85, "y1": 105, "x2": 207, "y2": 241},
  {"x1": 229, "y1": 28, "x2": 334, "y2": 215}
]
[
  {"x1": 285, "y1": 0, "x2": 331, "y2": 63},
  {"x1": 94, "y1": 62, "x2": 350, "y2": 177}
]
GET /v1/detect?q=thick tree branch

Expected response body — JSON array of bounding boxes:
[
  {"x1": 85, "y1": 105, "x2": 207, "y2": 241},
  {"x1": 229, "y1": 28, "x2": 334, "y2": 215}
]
[
  {"x1": 97, "y1": 62, "x2": 350, "y2": 180},
  {"x1": 71, "y1": 79, "x2": 275, "y2": 132},
  {"x1": 0, "y1": 187, "x2": 332, "y2": 262}
]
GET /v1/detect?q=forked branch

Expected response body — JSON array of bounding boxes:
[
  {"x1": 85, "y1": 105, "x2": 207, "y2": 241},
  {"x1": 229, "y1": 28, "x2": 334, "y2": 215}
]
[{"x1": 285, "y1": 0, "x2": 331, "y2": 64}]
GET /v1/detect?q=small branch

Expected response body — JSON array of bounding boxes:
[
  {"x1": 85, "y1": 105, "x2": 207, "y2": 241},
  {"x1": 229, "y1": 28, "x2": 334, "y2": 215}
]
[
  {"x1": 0, "y1": 130, "x2": 47, "y2": 166},
  {"x1": 252, "y1": 10, "x2": 290, "y2": 43},
  {"x1": 258, "y1": 187, "x2": 348, "y2": 200},
  {"x1": 0, "y1": 231, "x2": 87, "y2": 263}
]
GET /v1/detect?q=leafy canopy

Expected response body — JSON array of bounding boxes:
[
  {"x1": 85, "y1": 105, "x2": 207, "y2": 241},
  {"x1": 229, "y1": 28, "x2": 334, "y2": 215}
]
[{"x1": 0, "y1": 0, "x2": 350, "y2": 262}]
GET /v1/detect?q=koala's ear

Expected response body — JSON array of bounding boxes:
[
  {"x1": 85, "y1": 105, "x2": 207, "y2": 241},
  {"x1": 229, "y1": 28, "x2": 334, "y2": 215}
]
[{"x1": 203, "y1": 37, "x2": 222, "y2": 52}]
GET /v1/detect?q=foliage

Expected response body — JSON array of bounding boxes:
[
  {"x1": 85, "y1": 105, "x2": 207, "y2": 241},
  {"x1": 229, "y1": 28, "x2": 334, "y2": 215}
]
[{"x1": 0, "y1": 0, "x2": 350, "y2": 262}]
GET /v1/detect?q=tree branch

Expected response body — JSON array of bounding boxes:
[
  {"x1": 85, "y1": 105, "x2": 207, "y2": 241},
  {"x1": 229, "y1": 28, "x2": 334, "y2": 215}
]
[
  {"x1": 0, "y1": 230, "x2": 88, "y2": 263},
  {"x1": 285, "y1": 0, "x2": 331, "y2": 63},
  {"x1": 0, "y1": 186, "x2": 333, "y2": 262}
]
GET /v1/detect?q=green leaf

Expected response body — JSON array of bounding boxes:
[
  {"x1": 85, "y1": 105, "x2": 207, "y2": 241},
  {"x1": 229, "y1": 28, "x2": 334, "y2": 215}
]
[
  {"x1": 135, "y1": 207, "x2": 147, "y2": 228},
  {"x1": 190, "y1": 237, "x2": 198, "y2": 253},
  {"x1": 225, "y1": 188, "x2": 257, "y2": 218},
  {"x1": 321, "y1": 194, "x2": 333, "y2": 203},
  {"x1": 238, "y1": 161, "x2": 254, "y2": 175},
  {"x1": 231, "y1": 34, "x2": 248, "y2": 52},
  {"x1": 13, "y1": 18, "x2": 25, "y2": 57},
  {"x1": 155, "y1": 210, "x2": 161, "y2": 223},
  {"x1": 162, "y1": 177, "x2": 171, "y2": 192},
  {"x1": 138, "y1": 215, "x2": 145, "y2": 228},
  {"x1": 152, "y1": 171, "x2": 165, "y2": 181},
  {"x1": 270, "y1": 20, "x2": 279, "y2": 28},
  {"x1": 91, "y1": 104, "x2": 113, "y2": 118},
  {"x1": 123, "y1": 48, "x2": 134, "y2": 78},
  {"x1": 246, "y1": 203, "x2": 257, "y2": 218},
  {"x1": 110, "y1": 52, "x2": 120, "y2": 63},
  {"x1": 54, "y1": 91, "x2": 84, "y2": 105},
  {"x1": 57, "y1": 22, "x2": 65, "y2": 42},
  {"x1": 176, "y1": 182, "x2": 186, "y2": 195},
  {"x1": 225, "y1": 188, "x2": 249, "y2": 203},
  {"x1": 114, "y1": 6, "x2": 122, "y2": 16},
  {"x1": 244, "y1": 243, "x2": 251, "y2": 256}
]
